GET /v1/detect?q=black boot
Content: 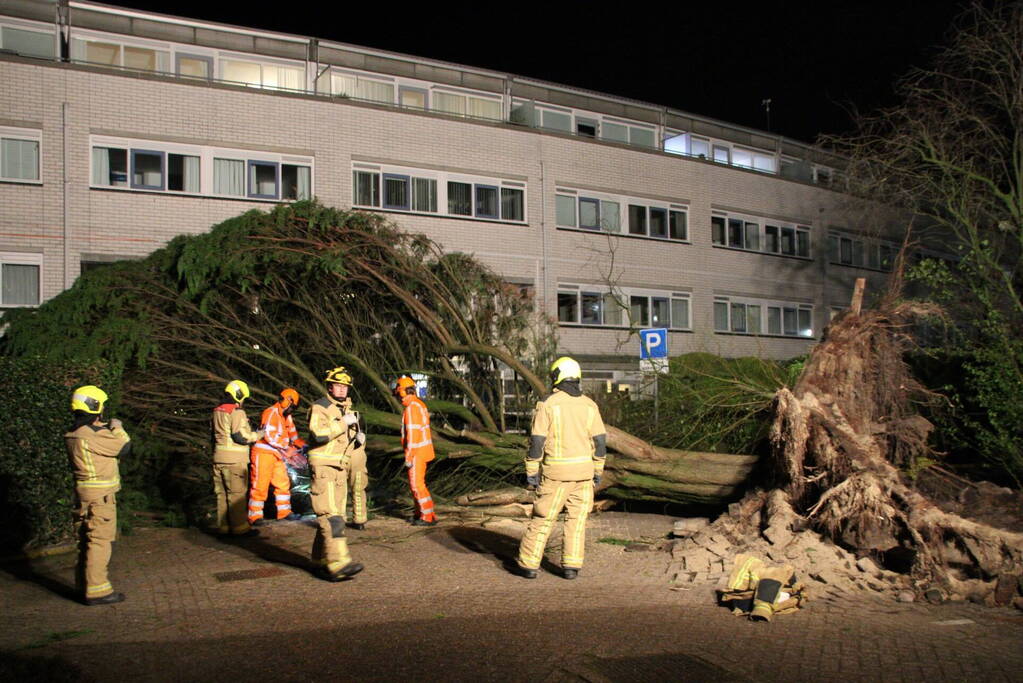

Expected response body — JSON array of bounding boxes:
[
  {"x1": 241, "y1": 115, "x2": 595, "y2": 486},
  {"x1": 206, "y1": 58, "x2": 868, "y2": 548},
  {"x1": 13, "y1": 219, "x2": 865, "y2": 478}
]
[
  {"x1": 563, "y1": 568, "x2": 579, "y2": 580},
  {"x1": 85, "y1": 592, "x2": 126, "y2": 606}
]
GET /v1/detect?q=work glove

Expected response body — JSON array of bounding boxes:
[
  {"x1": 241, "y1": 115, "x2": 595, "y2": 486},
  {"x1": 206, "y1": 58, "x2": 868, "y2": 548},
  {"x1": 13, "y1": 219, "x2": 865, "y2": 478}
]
[
  {"x1": 593, "y1": 474, "x2": 602, "y2": 487},
  {"x1": 355, "y1": 432, "x2": 366, "y2": 447},
  {"x1": 526, "y1": 473, "x2": 540, "y2": 488},
  {"x1": 342, "y1": 412, "x2": 359, "y2": 426},
  {"x1": 404, "y1": 460, "x2": 413, "y2": 469},
  {"x1": 254, "y1": 429, "x2": 266, "y2": 440},
  {"x1": 109, "y1": 418, "x2": 123, "y2": 431}
]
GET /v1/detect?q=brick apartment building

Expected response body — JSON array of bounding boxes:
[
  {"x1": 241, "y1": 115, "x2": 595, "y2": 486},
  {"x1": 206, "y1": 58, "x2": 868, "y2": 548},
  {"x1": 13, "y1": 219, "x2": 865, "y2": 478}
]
[{"x1": 0, "y1": 0, "x2": 901, "y2": 389}]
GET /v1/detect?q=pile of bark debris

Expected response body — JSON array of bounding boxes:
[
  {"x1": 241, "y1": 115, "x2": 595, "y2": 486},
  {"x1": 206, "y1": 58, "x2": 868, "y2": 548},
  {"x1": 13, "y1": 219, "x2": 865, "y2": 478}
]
[{"x1": 666, "y1": 499, "x2": 1023, "y2": 611}]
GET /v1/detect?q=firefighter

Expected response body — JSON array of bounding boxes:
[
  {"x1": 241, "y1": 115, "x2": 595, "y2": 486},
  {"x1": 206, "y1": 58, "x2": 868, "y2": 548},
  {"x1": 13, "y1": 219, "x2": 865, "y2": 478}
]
[
  {"x1": 66, "y1": 385, "x2": 131, "y2": 605},
  {"x1": 211, "y1": 380, "x2": 264, "y2": 536},
  {"x1": 515, "y1": 357, "x2": 606, "y2": 579},
  {"x1": 394, "y1": 376, "x2": 437, "y2": 525},
  {"x1": 307, "y1": 366, "x2": 365, "y2": 581},
  {"x1": 248, "y1": 388, "x2": 305, "y2": 525}
]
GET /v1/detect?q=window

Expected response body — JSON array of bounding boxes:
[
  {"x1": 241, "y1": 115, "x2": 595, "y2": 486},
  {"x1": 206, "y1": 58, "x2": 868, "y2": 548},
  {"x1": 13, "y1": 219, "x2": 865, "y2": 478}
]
[
  {"x1": 282, "y1": 164, "x2": 311, "y2": 200},
  {"x1": 400, "y1": 88, "x2": 428, "y2": 111},
  {"x1": 559, "y1": 190, "x2": 686, "y2": 241},
  {"x1": 167, "y1": 154, "x2": 200, "y2": 193},
  {"x1": 91, "y1": 137, "x2": 310, "y2": 200},
  {"x1": 223, "y1": 58, "x2": 303, "y2": 90},
  {"x1": 556, "y1": 194, "x2": 577, "y2": 227},
  {"x1": 248, "y1": 162, "x2": 278, "y2": 199},
  {"x1": 829, "y1": 231, "x2": 896, "y2": 272},
  {"x1": 413, "y1": 178, "x2": 437, "y2": 212},
  {"x1": 576, "y1": 118, "x2": 598, "y2": 138},
  {"x1": 131, "y1": 150, "x2": 164, "y2": 190},
  {"x1": 215, "y1": 158, "x2": 245, "y2": 196},
  {"x1": 713, "y1": 212, "x2": 811, "y2": 259},
  {"x1": 354, "y1": 164, "x2": 523, "y2": 221},
  {"x1": 176, "y1": 53, "x2": 212, "y2": 79},
  {"x1": 0, "y1": 253, "x2": 41, "y2": 307},
  {"x1": 1, "y1": 26, "x2": 54, "y2": 58},
  {"x1": 353, "y1": 170, "x2": 380, "y2": 206},
  {"x1": 475, "y1": 185, "x2": 499, "y2": 219},
  {"x1": 1, "y1": 130, "x2": 41, "y2": 182},
  {"x1": 541, "y1": 109, "x2": 572, "y2": 132},
  {"x1": 448, "y1": 181, "x2": 472, "y2": 216},
  {"x1": 331, "y1": 72, "x2": 395, "y2": 104},
  {"x1": 714, "y1": 295, "x2": 813, "y2": 338},
  {"x1": 73, "y1": 37, "x2": 168, "y2": 72},
  {"x1": 558, "y1": 286, "x2": 690, "y2": 329},
  {"x1": 383, "y1": 174, "x2": 411, "y2": 210}
]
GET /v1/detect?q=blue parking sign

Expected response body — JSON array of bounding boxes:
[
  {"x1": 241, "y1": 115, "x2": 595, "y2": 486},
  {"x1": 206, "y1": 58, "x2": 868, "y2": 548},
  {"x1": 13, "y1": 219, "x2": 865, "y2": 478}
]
[{"x1": 639, "y1": 328, "x2": 668, "y2": 359}]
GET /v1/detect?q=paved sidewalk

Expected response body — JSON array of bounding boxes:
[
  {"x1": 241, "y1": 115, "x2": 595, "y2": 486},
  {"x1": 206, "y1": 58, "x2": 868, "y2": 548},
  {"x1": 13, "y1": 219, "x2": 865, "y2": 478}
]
[{"x1": 2, "y1": 512, "x2": 1022, "y2": 682}]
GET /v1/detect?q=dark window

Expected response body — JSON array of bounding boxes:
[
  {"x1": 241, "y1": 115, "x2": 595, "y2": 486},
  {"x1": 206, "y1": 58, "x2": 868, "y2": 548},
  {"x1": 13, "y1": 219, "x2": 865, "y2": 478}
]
[
  {"x1": 383, "y1": 174, "x2": 410, "y2": 210},
  {"x1": 475, "y1": 185, "x2": 499, "y2": 218},
  {"x1": 448, "y1": 181, "x2": 472, "y2": 216},
  {"x1": 501, "y1": 188, "x2": 524, "y2": 221},
  {"x1": 712, "y1": 216, "x2": 726, "y2": 245},
  {"x1": 649, "y1": 208, "x2": 668, "y2": 238},
  {"x1": 628, "y1": 205, "x2": 647, "y2": 235},
  {"x1": 557, "y1": 291, "x2": 578, "y2": 323},
  {"x1": 669, "y1": 210, "x2": 687, "y2": 240}
]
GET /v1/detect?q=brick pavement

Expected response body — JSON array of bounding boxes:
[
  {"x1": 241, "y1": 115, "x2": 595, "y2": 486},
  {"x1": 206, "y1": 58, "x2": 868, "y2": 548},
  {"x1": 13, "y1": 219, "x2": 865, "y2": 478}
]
[{"x1": 1, "y1": 512, "x2": 1021, "y2": 681}]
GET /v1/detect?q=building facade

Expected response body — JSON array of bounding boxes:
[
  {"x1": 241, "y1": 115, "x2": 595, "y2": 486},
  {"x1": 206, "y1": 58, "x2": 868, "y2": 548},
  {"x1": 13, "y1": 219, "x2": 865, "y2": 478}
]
[{"x1": 0, "y1": 0, "x2": 901, "y2": 389}]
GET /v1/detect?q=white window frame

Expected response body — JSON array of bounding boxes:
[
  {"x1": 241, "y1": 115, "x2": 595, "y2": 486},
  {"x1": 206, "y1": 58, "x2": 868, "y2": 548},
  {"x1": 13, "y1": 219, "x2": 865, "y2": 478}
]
[
  {"x1": 711, "y1": 211, "x2": 812, "y2": 260},
  {"x1": 218, "y1": 50, "x2": 306, "y2": 92},
  {"x1": 70, "y1": 28, "x2": 172, "y2": 73},
  {"x1": 555, "y1": 187, "x2": 688, "y2": 242},
  {"x1": 89, "y1": 135, "x2": 313, "y2": 202},
  {"x1": 351, "y1": 162, "x2": 526, "y2": 224},
  {"x1": 0, "y1": 126, "x2": 42, "y2": 184},
  {"x1": 0, "y1": 251, "x2": 43, "y2": 308},
  {"x1": 557, "y1": 283, "x2": 691, "y2": 330},
  {"x1": 713, "y1": 295, "x2": 814, "y2": 339}
]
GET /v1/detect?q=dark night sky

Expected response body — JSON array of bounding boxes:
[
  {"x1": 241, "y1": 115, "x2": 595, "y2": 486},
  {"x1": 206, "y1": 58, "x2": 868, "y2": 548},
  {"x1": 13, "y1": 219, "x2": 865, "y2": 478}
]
[{"x1": 102, "y1": 0, "x2": 968, "y2": 144}]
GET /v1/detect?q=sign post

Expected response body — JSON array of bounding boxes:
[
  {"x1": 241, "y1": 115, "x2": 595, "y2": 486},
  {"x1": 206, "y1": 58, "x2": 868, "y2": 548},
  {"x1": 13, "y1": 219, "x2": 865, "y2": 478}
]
[{"x1": 639, "y1": 328, "x2": 669, "y2": 427}]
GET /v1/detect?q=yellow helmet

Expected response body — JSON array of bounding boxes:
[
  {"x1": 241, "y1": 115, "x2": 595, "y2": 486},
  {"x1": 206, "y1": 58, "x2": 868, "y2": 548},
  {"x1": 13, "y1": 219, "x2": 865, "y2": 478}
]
[
  {"x1": 71, "y1": 385, "x2": 108, "y2": 414},
  {"x1": 550, "y1": 356, "x2": 582, "y2": 385},
  {"x1": 225, "y1": 379, "x2": 250, "y2": 402},
  {"x1": 324, "y1": 366, "x2": 353, "y2": 386}
]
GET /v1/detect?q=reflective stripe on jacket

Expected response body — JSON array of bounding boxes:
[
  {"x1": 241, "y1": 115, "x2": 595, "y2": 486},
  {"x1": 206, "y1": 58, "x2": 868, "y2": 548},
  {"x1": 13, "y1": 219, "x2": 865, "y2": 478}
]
[
  {"x1": 401, "y1": 394, "x2": 434, "y2": 464},
  {"x1": 253, "y1": 402, "x2": 298, "y2": 458},
  {"x1": 528, "y1": 389, "x2": 606, "y2": 481},
  {"x1": 307, "y1": 396, "x2": 363, "y2": 466},
  {"x1": 65, "y1": 422, "x2": 131, "y2": 493}
]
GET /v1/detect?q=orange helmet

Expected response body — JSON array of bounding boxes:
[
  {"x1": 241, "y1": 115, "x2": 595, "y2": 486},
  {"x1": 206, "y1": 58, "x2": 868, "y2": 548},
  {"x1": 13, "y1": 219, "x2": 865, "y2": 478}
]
[
  {"x1": 279, "y1": 387, "x2": 300, "y2": 406},
  {"x1": 393, "y1": 376, "x2": 416, "y2": 396}
]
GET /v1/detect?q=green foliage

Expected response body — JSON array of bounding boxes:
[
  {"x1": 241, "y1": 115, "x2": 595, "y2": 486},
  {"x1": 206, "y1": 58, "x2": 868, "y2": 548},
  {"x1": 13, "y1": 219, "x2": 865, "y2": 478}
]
[
  {"x1": 0, "y1": 356, "x2": 120, "y2": 549},
  {"x1": 1, "y1": 201, "x2": 553, "y2": 527},
  {"x1": 601, "y1": 352, "x2": 799, "y2": 454}
]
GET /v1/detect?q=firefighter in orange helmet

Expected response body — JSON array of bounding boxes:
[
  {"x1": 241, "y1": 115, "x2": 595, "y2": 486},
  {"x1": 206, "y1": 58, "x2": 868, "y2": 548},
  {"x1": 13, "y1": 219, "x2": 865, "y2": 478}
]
[
  {"x1": 394, "y1": 376, "x2": 437, "y2": 525},
  {"x1": 248, "y1": 387, "x2": 306, "y2": 525}
]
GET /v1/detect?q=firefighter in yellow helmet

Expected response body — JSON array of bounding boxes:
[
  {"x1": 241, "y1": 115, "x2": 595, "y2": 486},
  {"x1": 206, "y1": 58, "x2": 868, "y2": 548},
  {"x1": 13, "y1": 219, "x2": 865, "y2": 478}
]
[
  {"x1": 515, "y1": 357, "x2": 606, "y2": 579},
  {"x1": 211, "y1": 380, "x2": 264, "y2": 537},
  {"x1": 65, "y1": 385, "x2": 131, "y2": 605},
  {"x1": 395, "y1": 375, "x2": 437, "y2": 525},
  {"x1": 307, "y1": 367, "x2": 365, "y2": 581}
]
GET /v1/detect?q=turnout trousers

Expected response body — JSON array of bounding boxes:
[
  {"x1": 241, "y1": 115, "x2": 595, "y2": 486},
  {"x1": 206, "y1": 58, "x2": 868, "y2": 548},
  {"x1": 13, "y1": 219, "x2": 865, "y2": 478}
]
[
  {"x1": 408, "y1": 457, "x2": 436, "y2": 522},
  {"x1": 248, "y1": 449, "x2": 292, "y2": 523},
  {"x1": 310, "y1": 463, "x2": 354, "y2": 573},
  {"x1": 213, "y1": 462, "x2": 250, "y2": 534},
  {"x1": 518, "y1": 477, "x2": 594, "y2": 570},
  {"x1": 74, "y1": 489, "x2": 117, "y2": 600}
]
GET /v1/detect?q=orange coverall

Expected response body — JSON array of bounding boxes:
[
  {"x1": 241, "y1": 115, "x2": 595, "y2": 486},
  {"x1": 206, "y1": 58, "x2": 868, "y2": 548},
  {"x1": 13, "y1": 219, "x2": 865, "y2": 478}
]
[
  {"x1": 401, "y1": 393, "x2": 436, "y2": 522},
  {"x1": 248, "y1": 401, "x2": 304, "y2": 522}
]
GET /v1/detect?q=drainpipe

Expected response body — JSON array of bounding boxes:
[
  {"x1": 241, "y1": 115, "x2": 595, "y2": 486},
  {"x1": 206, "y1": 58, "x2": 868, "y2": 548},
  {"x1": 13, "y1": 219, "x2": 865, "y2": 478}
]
[
  {"x1": 539, "y1": 159, "x2": 547, "y2": 317},
  {"x1": 62, "y1": 101, "x2": 70, "y2": 288}
]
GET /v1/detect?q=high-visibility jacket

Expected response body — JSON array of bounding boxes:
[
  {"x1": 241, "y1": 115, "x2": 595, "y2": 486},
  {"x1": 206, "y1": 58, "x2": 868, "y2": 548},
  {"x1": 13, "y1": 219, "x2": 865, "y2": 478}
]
[
  {"x1": 211, "y1": 403, "x2": 261, "y2": 465},
  {"x1": 526, "y1": 388, "x2": 606, "y2": 481},
  {"x1": 253, "y1": 402, "x2": 303, "y2": 459},
  {"x1": 401, "y1": 394, "x2": 434, "y2": 465},
  {"x1": 65, "y1": 421, "x2": 131, "y2": 493},
  {"x1": 307, "y1": 396, "x2": 364, "y2": 467}
]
